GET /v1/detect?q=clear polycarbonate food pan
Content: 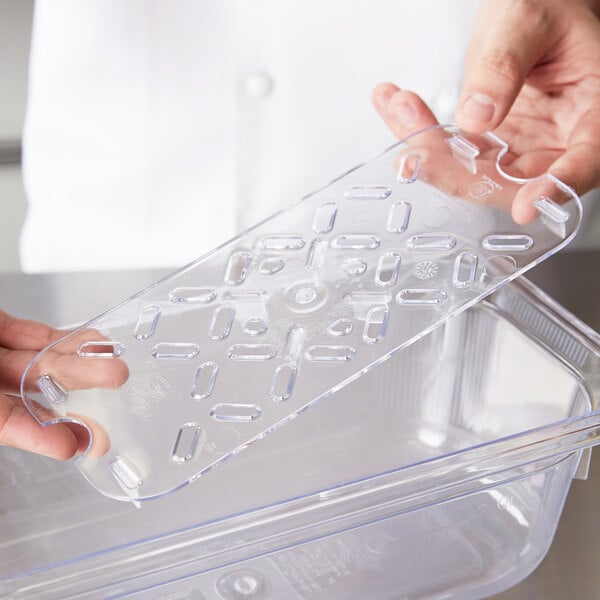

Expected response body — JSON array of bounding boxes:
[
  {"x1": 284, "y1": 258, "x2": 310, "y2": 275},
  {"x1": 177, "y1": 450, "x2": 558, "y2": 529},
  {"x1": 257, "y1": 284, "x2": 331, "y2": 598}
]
[
  {"x1": 20, "y1": 126, "x2": 585, "y2": 503},
  {"x1": 3, "y1": 277, "x2": 600, "y2": 599}
]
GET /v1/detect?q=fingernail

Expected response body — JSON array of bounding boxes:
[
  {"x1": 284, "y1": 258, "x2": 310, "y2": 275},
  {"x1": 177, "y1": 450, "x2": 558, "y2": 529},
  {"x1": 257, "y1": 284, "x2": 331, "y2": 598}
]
[
  {"x1": 375, "y1": 89, "x2": 393, "y2": 110},
  {"x1": 461, "y1": 92, "x2": 495, "y2": 122},
  {"x1": 394, "y1": 103, "x2": 416, "y2": 128}
]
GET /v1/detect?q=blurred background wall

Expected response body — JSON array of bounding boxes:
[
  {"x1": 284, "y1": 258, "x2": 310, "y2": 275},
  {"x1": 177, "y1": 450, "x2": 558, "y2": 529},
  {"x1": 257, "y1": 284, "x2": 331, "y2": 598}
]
[{"x1": 0, "y1": 0, "x2": 33, "y2": 272}]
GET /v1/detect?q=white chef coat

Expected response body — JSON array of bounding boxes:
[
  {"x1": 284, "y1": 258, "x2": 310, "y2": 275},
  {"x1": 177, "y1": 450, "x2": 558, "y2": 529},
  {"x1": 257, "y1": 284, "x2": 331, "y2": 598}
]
[{"x1": 20, "y1": 0, "x2": 484, "y2": 272}]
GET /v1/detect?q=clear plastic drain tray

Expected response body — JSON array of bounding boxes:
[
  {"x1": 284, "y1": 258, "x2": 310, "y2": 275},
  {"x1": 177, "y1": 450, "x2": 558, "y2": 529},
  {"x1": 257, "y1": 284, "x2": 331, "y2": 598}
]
[{"x1": 21, "y1": 126, "x2": 582, "y2": 502}]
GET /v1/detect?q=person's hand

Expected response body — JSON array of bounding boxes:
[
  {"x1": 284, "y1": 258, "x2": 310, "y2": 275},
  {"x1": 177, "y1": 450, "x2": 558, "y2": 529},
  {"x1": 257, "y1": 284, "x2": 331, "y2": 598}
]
[
  {"x1": 373, "y1": 0, "x2": 600, "y2": 223},
  {"x1": 0, "y1": 310, "x2": 126, "y2": 460}
]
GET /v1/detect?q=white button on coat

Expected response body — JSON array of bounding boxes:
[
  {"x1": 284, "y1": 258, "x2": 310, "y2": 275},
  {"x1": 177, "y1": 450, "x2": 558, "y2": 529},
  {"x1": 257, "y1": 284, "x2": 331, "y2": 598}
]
[{"x1": 244, "y1": 72, "x2": 274, "y2": 98}]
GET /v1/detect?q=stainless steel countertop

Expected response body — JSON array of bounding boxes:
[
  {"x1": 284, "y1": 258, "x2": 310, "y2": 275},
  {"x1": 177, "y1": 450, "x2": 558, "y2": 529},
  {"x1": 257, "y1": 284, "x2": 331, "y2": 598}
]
[{"x1": 1, "y1": 250, "x2": 599, "y2": 599}]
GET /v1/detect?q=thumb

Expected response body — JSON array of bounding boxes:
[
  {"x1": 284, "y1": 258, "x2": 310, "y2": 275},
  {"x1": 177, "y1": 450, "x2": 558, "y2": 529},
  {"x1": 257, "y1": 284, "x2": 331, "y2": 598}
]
[{"x1": 456, "y1": 0, "x2": 556, "y2": 132}]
